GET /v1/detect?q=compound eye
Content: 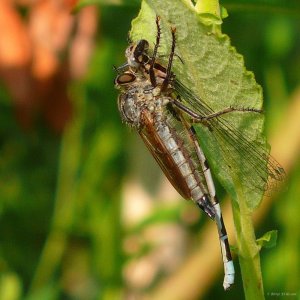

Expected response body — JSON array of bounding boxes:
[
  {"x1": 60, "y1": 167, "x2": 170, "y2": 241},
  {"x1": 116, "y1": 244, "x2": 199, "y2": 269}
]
[{"x1": 115, "y1": 72, "x2": 136, "y2": 85}]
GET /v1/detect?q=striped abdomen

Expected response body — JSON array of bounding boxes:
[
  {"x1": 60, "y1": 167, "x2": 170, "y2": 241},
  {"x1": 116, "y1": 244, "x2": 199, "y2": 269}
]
[{"x1": 140, "y1": 110, "x2": 215, "y2": 219}]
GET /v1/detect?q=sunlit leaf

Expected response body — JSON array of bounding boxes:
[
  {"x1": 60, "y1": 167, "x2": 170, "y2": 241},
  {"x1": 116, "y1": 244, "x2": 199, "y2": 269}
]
[{"x1": 129, "y1": 0, "x2": 268, "y2": 210}]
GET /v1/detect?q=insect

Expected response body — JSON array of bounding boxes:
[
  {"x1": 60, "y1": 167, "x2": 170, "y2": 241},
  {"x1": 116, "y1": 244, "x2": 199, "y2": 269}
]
[{"x1": 114, "y1": 16, "x2": 284, "y2": 290}]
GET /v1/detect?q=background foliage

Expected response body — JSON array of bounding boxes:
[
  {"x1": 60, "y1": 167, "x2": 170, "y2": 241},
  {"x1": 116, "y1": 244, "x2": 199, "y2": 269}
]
[{"x1": 0, "y1": 0, "x2": 299, "y2": 299}]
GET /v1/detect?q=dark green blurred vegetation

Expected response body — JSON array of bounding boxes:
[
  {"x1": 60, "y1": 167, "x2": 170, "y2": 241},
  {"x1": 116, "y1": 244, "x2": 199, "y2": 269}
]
[{"x1": 0, "y1": 1, "x2": 299, "y2": 300}]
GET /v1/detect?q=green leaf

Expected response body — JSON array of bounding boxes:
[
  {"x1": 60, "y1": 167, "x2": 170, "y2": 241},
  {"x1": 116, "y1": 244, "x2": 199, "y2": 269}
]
[
  {"x1": 0, "y1": 273, "x2": 22, "y2": 300},
  {"x1": 195, "y1": 0, "x2": 228, "y2": 26},
  {"x1": 130, "y1": 0, "x2": 267, "y2": 210},
  {"x1": 257, "y1": 230, "x2": 278, "y2": 249}
]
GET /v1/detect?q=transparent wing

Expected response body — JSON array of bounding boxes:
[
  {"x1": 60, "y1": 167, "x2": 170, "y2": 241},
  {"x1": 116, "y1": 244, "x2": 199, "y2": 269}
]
[{"x1": 174, "y1": 79, "x2": 285, "y2": 200}]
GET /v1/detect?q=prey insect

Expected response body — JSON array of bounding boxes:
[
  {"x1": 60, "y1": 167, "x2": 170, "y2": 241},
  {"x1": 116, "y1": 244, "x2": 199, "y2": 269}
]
[{"x1": 114, "y1": 16, "x2": 284, "y2": 290}]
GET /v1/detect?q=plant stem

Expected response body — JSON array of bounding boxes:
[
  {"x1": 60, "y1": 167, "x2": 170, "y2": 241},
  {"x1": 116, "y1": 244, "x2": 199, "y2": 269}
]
[{"x1": 232, "y1": 199, "x2": 265, "y2": 300}]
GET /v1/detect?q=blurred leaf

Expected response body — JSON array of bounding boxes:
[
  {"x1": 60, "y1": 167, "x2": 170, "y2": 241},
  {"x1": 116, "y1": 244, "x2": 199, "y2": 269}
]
[
  {"x1": 24, "y1": 283, "x2": 59, "y2": 300},
  {"x1": 76, "y1": 0, "x2": 140, "y2": 10},
  {"x1": 257, "y1": 230, "x2": 278, "y2": 250},
  {"x1": 222, "y1": 0, "x2": 300, "y2": 15},
  {"x1": 264, "y1": 162, "x2": 300, "y2": 291},
  {"x1": 0, "y1": 273, "x2": 22, "y2": 300},
  {"x1": 264, "y1": 18, "x2": 295, "y2": 59}
]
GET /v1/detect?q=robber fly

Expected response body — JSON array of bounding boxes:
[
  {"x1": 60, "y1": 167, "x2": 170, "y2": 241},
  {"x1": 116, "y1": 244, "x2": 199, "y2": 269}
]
[{"x1": 114, "y1": 16, "x2": 284, "y2": 290}]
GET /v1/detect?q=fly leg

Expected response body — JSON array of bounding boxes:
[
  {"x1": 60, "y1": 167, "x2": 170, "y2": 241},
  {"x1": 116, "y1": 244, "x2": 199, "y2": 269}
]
[
  {"x1": 172, "y1": 98, "x2": 262, "y2": 122},
  {"x1": 161, "y1": 26, "x2": 176, "y2": 92},
  {"x1": 149, "y1": 16, "x2": 162, "y2": 87}
]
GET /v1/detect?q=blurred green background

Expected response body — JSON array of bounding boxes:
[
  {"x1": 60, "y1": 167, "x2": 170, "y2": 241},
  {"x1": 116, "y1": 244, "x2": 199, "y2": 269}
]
[{"x1": 0, "y1": 1, "x2": 299, "y2": 299}]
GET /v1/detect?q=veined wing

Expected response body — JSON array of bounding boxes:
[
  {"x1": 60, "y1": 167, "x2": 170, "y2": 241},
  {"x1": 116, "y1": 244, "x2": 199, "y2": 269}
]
[
  {"x1": 139, "y1": 110, "x2": 193, "y2": 200},
  {"x1": 174, "y1": 79, "x2": 285, "y2": 201}
]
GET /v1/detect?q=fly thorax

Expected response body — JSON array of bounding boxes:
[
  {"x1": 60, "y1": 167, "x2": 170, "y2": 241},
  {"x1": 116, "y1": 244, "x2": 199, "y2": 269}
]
[
  {"x1": 118, "y1": 92, "x2": 141, "y2": 128},
  {"x1": 152, "y1": 96, "x2": 170, "y2": 114},
  {"x1": 152, "y1": 86, "x2": 162, "y2": 97}
]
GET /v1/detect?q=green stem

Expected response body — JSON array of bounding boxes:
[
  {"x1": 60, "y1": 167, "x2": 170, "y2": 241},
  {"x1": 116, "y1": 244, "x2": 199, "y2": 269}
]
[{"x1": 232, "y1": 199, "x2": 265, "y2": 300}]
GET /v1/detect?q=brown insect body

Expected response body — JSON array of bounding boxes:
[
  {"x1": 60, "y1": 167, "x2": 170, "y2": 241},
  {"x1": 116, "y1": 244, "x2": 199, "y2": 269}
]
[{"x1": 116, "y1": 72, "x2": 215, "y2": 218}]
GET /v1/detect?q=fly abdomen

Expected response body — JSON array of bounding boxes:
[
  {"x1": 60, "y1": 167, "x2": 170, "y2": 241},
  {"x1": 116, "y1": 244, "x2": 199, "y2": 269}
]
[{"x1": 153, "y1": 118, "x2": 216, "y2": 219}]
